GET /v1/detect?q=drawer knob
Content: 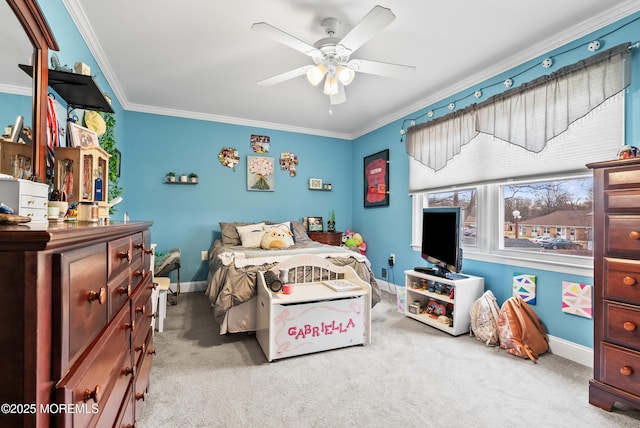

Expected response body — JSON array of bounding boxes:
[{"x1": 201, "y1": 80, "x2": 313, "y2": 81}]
[
  {"x1": 624, "y1": 321, "x2": 637, "y2": 331},
  {"x1": 84, "y1": 385, "x2": 101, "y2": 403},
  {"x1": 136, "y1": 392, "x2": 145, "y2": 401},
  {"x1": 135, "y1": 343, "x2": 145, "y2": 353},
  {"x1": 623, "y1": 276, "x2": 637, "y2": 286},
  {"x1": 125, "y1": 320, "x2": 136, "y2": 332},
  {"x1": 143, "y1": 248, "x2": 154, "y2": 255},
  {"x1": 135, "y1": 305, "x2": 146, "y2": 315},
  {"x1": 134, "y1": 243, "x2": 144, "y2": 250},
  {"x1": 119, "y1": 285, "x2": 132, "y2": 296},
  {"x1": 620, "y1": 366, "x2": 634, "y2": 376},
  {"x1": 27, "y1": 199, "x2": 34, "y2": 205},
  {"x1": 88, "y1": 287, "x2": 106, "y2": 305},
  {"x1": 630, "y1": 231, "x2": 640, "y2": 240},
  {"x1": 123, "y1": 366, "x2": 135, "y2": 377},
  {"x1": 118, "y1": 249, "x2": 131, "y2": 262},
  {"x1": 133, "y1": 270, "x2": 144, "y2": 278},
  {"x1": 148, "y1": 348, "x2": 157, "y2": 355}
]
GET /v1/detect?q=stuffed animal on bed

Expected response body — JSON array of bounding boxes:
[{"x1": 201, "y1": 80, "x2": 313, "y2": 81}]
[
  {"x1": 261, "y1": 227, "x2": 294, "y2": 249},
  {"x1": 342, "y1": 230, "x2": 367, "y2": 255}
]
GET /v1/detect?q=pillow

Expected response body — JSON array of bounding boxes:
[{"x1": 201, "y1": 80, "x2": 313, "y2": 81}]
[
  {"x1": 291, "y1": 221, "x2": 311, "y2": 242},
  {"x1": 236, "y1": 222, "x2": 265, "y2": 248},
  {"x1": 261, "y1": 226, "x2": 294, "y2": 249},
  {"x1": 219, "y1": 222, "x2": 250, "y2": 245}
]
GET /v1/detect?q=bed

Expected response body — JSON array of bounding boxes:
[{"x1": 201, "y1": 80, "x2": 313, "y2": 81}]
[{"x1": 205, "y1": 220, "x2": 381, "y2": 334}]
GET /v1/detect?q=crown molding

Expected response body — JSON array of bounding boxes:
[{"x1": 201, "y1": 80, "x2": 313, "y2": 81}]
[{"x1": 64, "y1": 0, "x2": 640, "y2": 141}]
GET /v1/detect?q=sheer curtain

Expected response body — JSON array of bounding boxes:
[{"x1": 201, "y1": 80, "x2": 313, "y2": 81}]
[{"x1": 406, "y1": 43, "x2": 630, "y2": 190}]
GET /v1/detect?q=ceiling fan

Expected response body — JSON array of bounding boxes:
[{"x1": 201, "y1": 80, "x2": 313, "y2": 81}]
[{"x1": 251, "y1": 5, "x2": 416, "y2": 107}]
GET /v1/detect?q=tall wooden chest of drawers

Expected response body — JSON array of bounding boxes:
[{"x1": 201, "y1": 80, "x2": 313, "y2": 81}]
[
  {"x1": 0, "y1": 220, "x2": 155, "y2": 427},
  {"x1": 588, "y1": 158, "x2": 640, "y2": 412}
]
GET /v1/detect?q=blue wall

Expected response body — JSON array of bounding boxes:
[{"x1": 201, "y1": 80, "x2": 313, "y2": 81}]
[
  {"x1": 124, "y1": 111, "x2": 353, "y2": 281},
  {"x1": 4, "y1": 1, "x2": 640, "y2": 348},
  {"x1": 351, "y1": 12, "x2": 640, "y2": 348}
]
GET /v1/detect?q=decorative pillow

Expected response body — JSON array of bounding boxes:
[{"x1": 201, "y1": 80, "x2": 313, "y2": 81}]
[
  {"x1": 219, "y1": 222, "x2": 250, "y2": 245},
  {"x1": 291, "y1": 221, "x2": 311, "y2": 242},
  {"x1": 261, "y1": 226, "x2": 294, "y2": 249},
  {"x1": 236, "y1": 222, "x2": 265, "y2": 248}
]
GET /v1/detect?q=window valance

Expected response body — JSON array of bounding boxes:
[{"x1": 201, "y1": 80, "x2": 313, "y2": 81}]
[{"x1": 406, "y1": 43, "x2": 631, "y2": 173}]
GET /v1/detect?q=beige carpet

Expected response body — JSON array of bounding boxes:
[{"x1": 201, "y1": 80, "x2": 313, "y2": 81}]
[{"x1": 138, "y1": 291, "x2": 640, "y2": 427}]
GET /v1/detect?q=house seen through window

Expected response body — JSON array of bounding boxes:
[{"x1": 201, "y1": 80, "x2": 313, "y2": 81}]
[{"x1": 502, "y1": 177, "x2": 593, "y2": 257}]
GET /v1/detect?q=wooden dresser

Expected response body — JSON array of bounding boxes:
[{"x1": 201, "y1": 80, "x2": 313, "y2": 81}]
[
  {"x1": 0, "y1": 220, "x2": 155, "y2": 427},
  {"x1": 588, "y1": 158, "x2": 640, "y2": 412},
  {"x1": 308, "y1": 231, "x2": 343, "y2": 246}
]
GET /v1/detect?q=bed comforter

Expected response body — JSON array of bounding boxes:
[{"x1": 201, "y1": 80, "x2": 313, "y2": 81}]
[{"x1": 206, "y1": 238, "x2": 381, "y2": 325}]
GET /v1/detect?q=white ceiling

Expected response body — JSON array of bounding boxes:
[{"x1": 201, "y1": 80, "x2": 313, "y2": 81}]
[{"x1": 3, "y1": 1, "x2": 640, "y2": 139}]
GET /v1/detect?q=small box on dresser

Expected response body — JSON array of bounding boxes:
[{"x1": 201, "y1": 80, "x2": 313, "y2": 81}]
[
  {"x1": 587, "y1": 157, "x2": 640, "y2": 412},
  {"x1": 0, "y1": 177, "x2": 48, "y2": 222}
]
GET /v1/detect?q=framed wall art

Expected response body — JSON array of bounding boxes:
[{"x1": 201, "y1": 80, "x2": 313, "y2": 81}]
[
  {"x1": 247, "y1": 156, "x2": 274, "y2": 191},
  {"x1": 309, "y1": 178, "x2": 323, "y2": 190},
  {"x1": 364, "y1": 149, "x2": 389, "y2": 207},
  {"x1": 68, "y1": 122, "x2": 98, "y2": 147}
]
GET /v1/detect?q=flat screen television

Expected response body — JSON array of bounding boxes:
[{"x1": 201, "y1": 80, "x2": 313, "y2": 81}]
[{"x1": 421, "y1": 207, "x2": 464, "y2": 278}]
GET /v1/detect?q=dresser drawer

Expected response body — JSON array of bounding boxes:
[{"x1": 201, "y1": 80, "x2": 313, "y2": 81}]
[
  {"x1": 131, "y1": 275, "x2": 153, "y2": 351},
  {"x1": 605, "y1": 215, "x2": 640, "y2": 256},
  {"x1": 604, "y1": 258, "x2": 640, "y2": 305},
  {"x1": 600, "y1": 343, "x2": 640, "y2": 397},
  {"x1": 135, "y1": 329, "x2": 155, "y2": 415},
  {"x1": 108, "y1": 269, "x2": 132, "y2": 320},
  {"x1": 108, "y1": 235, "x2": 132, "y2": 280},
  {"x1": 55, "y1": 307, "x2": 134, "y2": 428},
  {"x1": 604, "y1": 164, "x2": 640, "y2": 189},
  {"x1": 54, "y1": 243, "x2": 108, "y2": 372},
  {"x1": 604, "y1": 302, "x2": 640, "y2": 350},
  {"x1": 605, "y1": 189, "x2": 640, "y2": 212}
]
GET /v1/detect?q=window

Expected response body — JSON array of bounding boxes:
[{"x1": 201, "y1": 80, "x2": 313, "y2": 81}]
[
  {"x1": 407, "y1": 45, "x2": 626, "y2": 276},
  {"x1": 423, "y1": 189, "x2": 477, "y2": 247},
  {"x1": 501, "y1": 176, "x2": 592, "y2": 257}
]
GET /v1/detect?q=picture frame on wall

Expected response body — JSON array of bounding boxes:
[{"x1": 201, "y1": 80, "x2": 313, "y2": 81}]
[
  {"x1": 247, "y1": 156, "x2": 275, "y2": 191},
  {"x1": 309, "y1": 178, "x2": 323, "y2": 190},
  {"x1": 68, "y1": 122, "x2": 99, "y2": 148},
  {"x1": 306, "y1": 216, "x2": 323, "y2": 232},
  {"x1": 364, "y1": 149, "x2": 390, "y2": 207}
]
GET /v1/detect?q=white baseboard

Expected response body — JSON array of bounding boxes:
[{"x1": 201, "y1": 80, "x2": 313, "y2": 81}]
[
  {"x1": 375, "y1": 276, "x2": 593, "y2": 368},
  {"x1": 165, "y1": 280, "x2": 207, "y2": 294}
]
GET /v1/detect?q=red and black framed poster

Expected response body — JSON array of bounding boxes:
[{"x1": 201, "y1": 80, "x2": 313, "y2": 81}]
[{"x1": 364, "y1": 149, "x2": 389, "y2": 207}]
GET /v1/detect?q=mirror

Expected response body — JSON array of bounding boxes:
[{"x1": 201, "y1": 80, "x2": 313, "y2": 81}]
[{"x1": 1, "y1": 0, "x2": 58, "y2": 181}]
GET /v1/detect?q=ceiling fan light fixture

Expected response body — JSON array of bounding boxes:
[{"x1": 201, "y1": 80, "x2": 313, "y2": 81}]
[
  {"x1": 336, "y1": 65, "x2": 355, "y2": 85},
  {"x1": 323, "y1": 76, "x2": 339, "y2": 95},
  {"x1": 306, "y1": 65, "x2": 327, "y2": 86}
]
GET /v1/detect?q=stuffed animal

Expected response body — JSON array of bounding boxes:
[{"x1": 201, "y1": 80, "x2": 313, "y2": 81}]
[
  {"x1": 261, "y1": 228, "x2": 293, "y2": 249},
  {"x1": 341, "y1": 230, "x2": 367, "y2": 255}
]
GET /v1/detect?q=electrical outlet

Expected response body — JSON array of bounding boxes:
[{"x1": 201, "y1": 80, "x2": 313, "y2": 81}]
[
  {"x1": 381, "y1": 267, "x2": 387, "y2": 278},
  {"x1": 388, "y1": 253, "x2": 395, "y2": 266},
  {"x1": 201, "y1": 250, "x2": 208, "y2": 261}
]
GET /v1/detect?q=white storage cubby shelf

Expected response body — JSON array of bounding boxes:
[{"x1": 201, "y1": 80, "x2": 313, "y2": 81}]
[{"x1": 404, "y1": 270, "x2": 484, "y2": 336}]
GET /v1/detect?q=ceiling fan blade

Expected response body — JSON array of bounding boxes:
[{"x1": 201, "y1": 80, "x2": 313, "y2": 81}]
[
  {"x1": 257, "y1": 65, "x2": 313, "y2": 86},
  {"x1": 348, "y1": 59, "x2": 416, "y2": 80},
  {"x1": 251, "y1": 22, "x2": 321, "y2": 59},
  {"x1": 336, "y1": 5, "x2": 395, "y2": 56},
  {"x1": 330, "y1": 84, "x2": 346, "y2": 105}
]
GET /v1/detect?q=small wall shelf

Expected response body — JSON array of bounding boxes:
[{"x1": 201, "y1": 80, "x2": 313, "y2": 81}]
[{"x1": 164, "y1": 180, "x2": 197, "y2": 185}]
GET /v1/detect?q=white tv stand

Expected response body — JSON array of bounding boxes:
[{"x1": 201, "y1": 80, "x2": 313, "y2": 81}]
[{"x1": 404, "y1": 270, "x2": 484, "y2": 336}]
